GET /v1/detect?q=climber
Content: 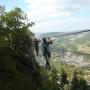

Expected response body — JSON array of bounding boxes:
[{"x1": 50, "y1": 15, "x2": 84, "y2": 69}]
[
  {"x1": 33, "y1": 38, "x2": 41, "y2": 56},
  {"x1": 42, "y1": 37, "x2": 53, "y2": 69}
]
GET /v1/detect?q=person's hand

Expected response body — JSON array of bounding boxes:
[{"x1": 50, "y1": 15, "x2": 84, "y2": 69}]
[{"x1": 48, "y1": 37, "x2": 50, "y2": 39}]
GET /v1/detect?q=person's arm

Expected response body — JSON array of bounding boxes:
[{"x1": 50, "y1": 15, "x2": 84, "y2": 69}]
[{"x1": 47, "y1": 37, "x2": 53, "y2": 44}]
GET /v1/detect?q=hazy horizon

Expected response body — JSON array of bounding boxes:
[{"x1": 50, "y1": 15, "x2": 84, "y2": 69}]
[{"x1": 34, "y1": 29, "x2": 90, "y2": 34}]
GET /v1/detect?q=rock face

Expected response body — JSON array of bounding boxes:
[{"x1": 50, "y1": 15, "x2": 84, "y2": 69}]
[
  {"x1": 15, "y1": 43, "x2": 41, "y2": 84},
  {"x1": 0, "y1": 42, "x2": 41, "y2": 90}
]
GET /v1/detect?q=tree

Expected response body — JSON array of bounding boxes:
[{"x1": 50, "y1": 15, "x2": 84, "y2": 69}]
[
  {"x1": 70, "y1": 71, "x2": 88, "y2": 90},
  {"x1": 61, "y1": 68, "x2": 68, "y2": 89},
  {"x1": 78, "y1": 77, "x2": 88, "y2": 90},
  {"x1": 0, "y1": 6, "x2": 41, "y2": 90},
  {"x1": 0, "y1": 7, "x2": 33, "y2": 48},
  {"x1": 70, "y1": 71, "x2": 79, "y2": 90},
  {"x1": 0, "y1": 6, "x2": 5, "y2": 15}
]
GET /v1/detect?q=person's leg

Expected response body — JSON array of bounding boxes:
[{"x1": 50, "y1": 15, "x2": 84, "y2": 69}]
[
  {"x1": 47, "y1": 51, "x2": 51, "y2": 59},
  {"x1": 46, "y1": 55, "x2": 51, "y2": 69},
  {"x1": 44, "y1": 55, "x2": 48, "y2": 69},
  {"x1": 47, "y1": 61, "x2": 51, "y2": 69},
  {"x1": 35, "y1": 47, "x2": 39, "y2": 56},
  {"x1": 44, "y1": 54, "x2": 50, "y2": 69},
  {"x1": 47, "y1": 52, "x2": 51, "y2": 69},
  {"x1": 36, "y1": 49, "x2": 39, "y2": 56}
]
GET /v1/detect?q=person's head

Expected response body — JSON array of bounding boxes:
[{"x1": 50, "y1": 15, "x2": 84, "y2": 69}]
[
  {"x1": 34, "y1": 38, "x2": 37, "y2": 41},
  {"x1": 42, "y1": 37, "x2": 46, "y2": 43},
  {"x1": 48, "y1": 37, "x2": 50, "y2": 39}
]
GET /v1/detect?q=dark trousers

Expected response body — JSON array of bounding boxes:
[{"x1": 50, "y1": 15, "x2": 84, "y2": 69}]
[
  {"x1": 44, "y1": 52, "x2": 51, "y2": 69},
  {"x1": 35, "y1": 47, "x2": 39, "y2": 55}
]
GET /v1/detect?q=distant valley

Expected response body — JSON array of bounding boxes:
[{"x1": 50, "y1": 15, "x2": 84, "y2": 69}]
[{"x1": 37, "y1": 31, "x2": 90, "y2": 67}]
